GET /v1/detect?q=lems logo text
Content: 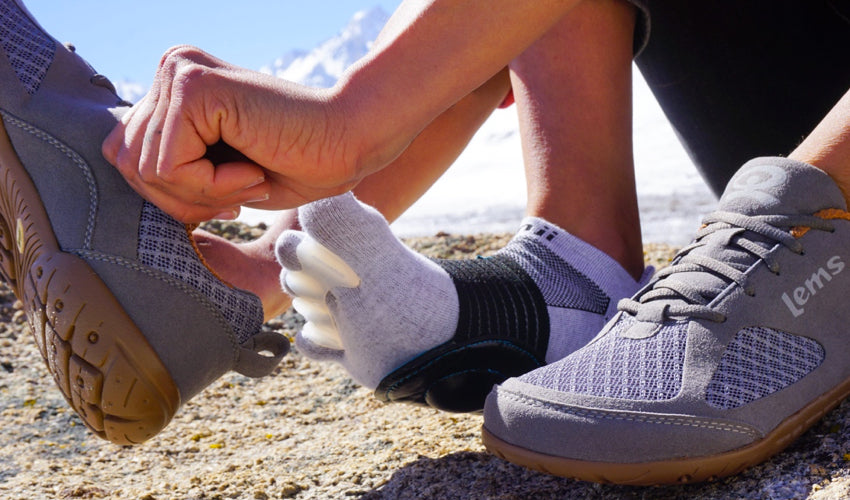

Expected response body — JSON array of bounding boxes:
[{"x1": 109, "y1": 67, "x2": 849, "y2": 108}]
[{"x1": 781, "y1": 256, "x2": 845, "y2": 318}]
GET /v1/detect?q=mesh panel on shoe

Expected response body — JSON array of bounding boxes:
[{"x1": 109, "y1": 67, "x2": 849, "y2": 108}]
[
  {"x1": 502, "y1": 240, "x2": 609, "y2": 314},
  {"x1": 137, "y1": 202, "x2": 263, "y2": 344},
  {"x1": 706, "y1": 327, "x2": 824, "y2": 410},
  {"x1": 522, "y1": 315, "x2": 687, "y2": 401},
  {"x1": 0, "y1": 0, "x2": 55, "y2": 95}
]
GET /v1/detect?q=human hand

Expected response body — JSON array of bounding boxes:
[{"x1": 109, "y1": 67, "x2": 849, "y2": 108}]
[{"x1": 102, "y1": 45, "x2": 362, "y2": 222}]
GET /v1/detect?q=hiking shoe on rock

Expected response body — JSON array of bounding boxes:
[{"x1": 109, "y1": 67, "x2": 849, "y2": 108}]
[
  {"x1": 483, "y1": 157, "x2": 850, "y2": 484},
  {"x1": 0, "y1": 0, "x2": 288, "y2": 444}
]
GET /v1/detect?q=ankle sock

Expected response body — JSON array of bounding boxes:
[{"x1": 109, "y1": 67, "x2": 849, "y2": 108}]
[
  {"x1": 276, "y1": 193, "x2": 648, "y2": 388},
  {"x1": 502, "y1": 217, "x2": 650, "y2": 362}
]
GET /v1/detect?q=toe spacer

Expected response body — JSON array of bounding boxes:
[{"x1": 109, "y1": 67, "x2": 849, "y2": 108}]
[{"x1": 374, "y1": 339, "x2": 543, "y2": 412}]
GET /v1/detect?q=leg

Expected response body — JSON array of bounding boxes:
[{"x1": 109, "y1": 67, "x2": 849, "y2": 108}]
[
  {"x1": 790, "y1": 88, "x2": 850, "y2": 201},
  {"x1": 484, "y1": 2, "x2": 850, "y2": 480},
  {"x1": 636, "y1": 0, "x2": 850, "y2": 195},
  {"x1": 196, "y1": 69, "x2": 511, "y2": 320},
  {"x1": 276, "y1": 0, "x2": 649, "y2": 408},
  {"x1": 512, "y1": 0, "x2": 642, "y2": 278}
]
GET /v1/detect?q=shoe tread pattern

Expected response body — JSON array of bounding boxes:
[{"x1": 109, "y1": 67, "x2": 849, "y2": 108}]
[{"x1": 0, "y1": 120, "x2": 179, "y2": 444}]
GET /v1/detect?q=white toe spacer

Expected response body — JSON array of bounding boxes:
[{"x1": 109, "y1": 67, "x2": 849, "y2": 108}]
[
  {"x1": 289, "y1": 237, "x2": 360, "y2": 350},
  {"x1": 291, "y1": 297, "x2": 334, "y2": 329},
  {"x1": 285, "y1": 270, "x2": 326, "y2": 300},
  {"x1": 300, "y1": 319, "x2": 344, "y2": 350},
  {"x1": 296, "y1": 237, "x2": 360, "y2": 288}
]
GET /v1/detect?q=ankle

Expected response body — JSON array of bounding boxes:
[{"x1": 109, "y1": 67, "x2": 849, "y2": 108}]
[
  {"x1": 787, "y1": 90, "x2": 850, "y2": 208},
  {"x1": 790, "y1": 153, "x2": 850, "y2": 209},
  {"x1": 529, "y1": 215, "x2": 644, "y2": 280}
]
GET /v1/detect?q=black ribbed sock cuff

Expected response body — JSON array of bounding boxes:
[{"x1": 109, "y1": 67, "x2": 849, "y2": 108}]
[{"x1": 438, "y1": 254, "x2": 549, "y2": 361}]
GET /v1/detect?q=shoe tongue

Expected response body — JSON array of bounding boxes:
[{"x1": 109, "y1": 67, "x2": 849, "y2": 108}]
[
  {"x1": 627, "y1": 158, "x2": 846, "y2": 327},
  {"x1": 700, "y1": 157, "x2": 846, "y2": 271},
  {"x1": 719, "y1": 157, "x2": 847, "y2": 216}
]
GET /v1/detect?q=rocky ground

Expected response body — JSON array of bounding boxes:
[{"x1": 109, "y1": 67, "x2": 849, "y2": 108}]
[{"x1": 0, "y1": 224, "x2": 849, "y2": 499}]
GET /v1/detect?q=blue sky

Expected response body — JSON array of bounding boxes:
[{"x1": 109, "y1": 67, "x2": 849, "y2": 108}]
[{"x1": 24, "y1": 1, "x2": 401, "y2": 85}]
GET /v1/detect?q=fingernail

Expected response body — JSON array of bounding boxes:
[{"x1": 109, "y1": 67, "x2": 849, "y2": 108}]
[
  {"x1": 213, "y1": 210, "x2": 238, "y2": 220},
  {"x1": 245, "y1": 177, "x2": 266, "y2": 189},
  {"x1": 246, "y1": 193, "x2": 270, "y2": 203}
]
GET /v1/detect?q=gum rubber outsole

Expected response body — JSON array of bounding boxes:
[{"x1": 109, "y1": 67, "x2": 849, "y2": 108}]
[
  {"x1": 482, "y1": 374, "x2": 850, "y2": 485},
  {"x1": 0, "y1": 119, "x2": 179, "y2": 445}
]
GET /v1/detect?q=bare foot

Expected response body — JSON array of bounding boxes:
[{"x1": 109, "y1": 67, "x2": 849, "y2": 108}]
[{"x1": 194, "y1": 211, "x2": 298, "y2": 321}]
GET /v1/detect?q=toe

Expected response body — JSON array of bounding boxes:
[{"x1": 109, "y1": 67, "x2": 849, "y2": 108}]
[{"x1": 275, "y1": 230, "x2": 305, "y2": 270}]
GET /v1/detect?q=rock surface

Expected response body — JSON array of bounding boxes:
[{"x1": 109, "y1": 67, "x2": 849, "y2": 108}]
[{"x1": 0, "y1": 225, "x2": 848, "y2": 499}]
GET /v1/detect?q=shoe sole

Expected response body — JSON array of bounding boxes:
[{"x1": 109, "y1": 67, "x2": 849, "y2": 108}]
[
  {"x1": 375, "y1": 339, "x2": 543, "y2": 413},
  {"x1": 0, "y1": 118, "x2": 179, "y2": 445},
  {"x1": 482, "y1": 374, "x2": 850, "y2": 485}
]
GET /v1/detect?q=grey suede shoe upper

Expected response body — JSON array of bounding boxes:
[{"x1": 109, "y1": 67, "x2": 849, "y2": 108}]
[
  {"x1": 0, "y1": 0, "x2": 286, "y2": 401},
  {"x1": 485, "y1": 157, "x2": 850, "y2": 464}
]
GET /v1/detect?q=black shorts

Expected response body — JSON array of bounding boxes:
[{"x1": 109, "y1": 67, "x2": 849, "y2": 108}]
[{"x1": 632, "y1": 0, "x2": 850, "y2": 195}]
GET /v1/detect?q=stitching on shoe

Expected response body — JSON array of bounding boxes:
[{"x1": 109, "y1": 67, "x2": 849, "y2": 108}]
[
  {"x1": 184, "y1": 224, "x2": 234, "y2": 288},
  {"x1": 72, "y1": 249, "x2": 241, "y2": 362},
  {"x1": 499, "y1": 389, "x2": 761, "y2": 438},
  {"x1": 0, "y1": 110, "x2": 96, "y2": 248},
  {"x1": 137, "y1": 202, "x2": 262, "y2": 343}
]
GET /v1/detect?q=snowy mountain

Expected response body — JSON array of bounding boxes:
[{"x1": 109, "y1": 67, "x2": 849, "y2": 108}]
[
  {"x1": 115, "y1": 6, "x2": 389, "y2": 101},
  {"x1": 259, "y1": 6, "x2": 389, "y2": 88}
]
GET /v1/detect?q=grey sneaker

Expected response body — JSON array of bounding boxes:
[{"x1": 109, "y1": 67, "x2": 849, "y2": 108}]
[
  {"x1": 0, "y1": 0, "x2": 288, "y2": 444},
  {"x1": 483, "y1": 157, "x2": 850, "y2": 485}
]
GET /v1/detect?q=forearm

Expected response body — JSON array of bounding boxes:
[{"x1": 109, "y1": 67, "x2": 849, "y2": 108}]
[
  {"x1": 334, "y1": 0, "x2": 579, "y2": 175},
  {"x1": 353, "y1": 67, "x2": 511, "y2": 221}
]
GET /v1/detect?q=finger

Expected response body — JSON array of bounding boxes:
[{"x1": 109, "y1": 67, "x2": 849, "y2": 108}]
[
  {"x1": 121, "y1": 176, "x2": 243, "y2": 223},
  {"x1": 201, "y1": 161, "x2": 268, "y2": 199},
  {"x1": 101, "y1": 120, "x2": 125, "y2": 166},
  {"x1": 150, "y1": 81, "x2": 221, "y2": 194},
  {"x1": 154, "y1": 157, "x2": 268, "y2": 203},
  {"x1": 102, "y1": 93, "x2": 150, "y2": 167},
  {"x1": 137, "y1": 89, "x2": 174, "y2": 187},
  {"x1": 244, "y1": 175, "x2": 358, "y2": 211}
]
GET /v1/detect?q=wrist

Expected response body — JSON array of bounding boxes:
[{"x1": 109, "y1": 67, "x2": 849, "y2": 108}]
[{"x1": 330, "y1": 63, "x2": 432, "y2": 178}]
